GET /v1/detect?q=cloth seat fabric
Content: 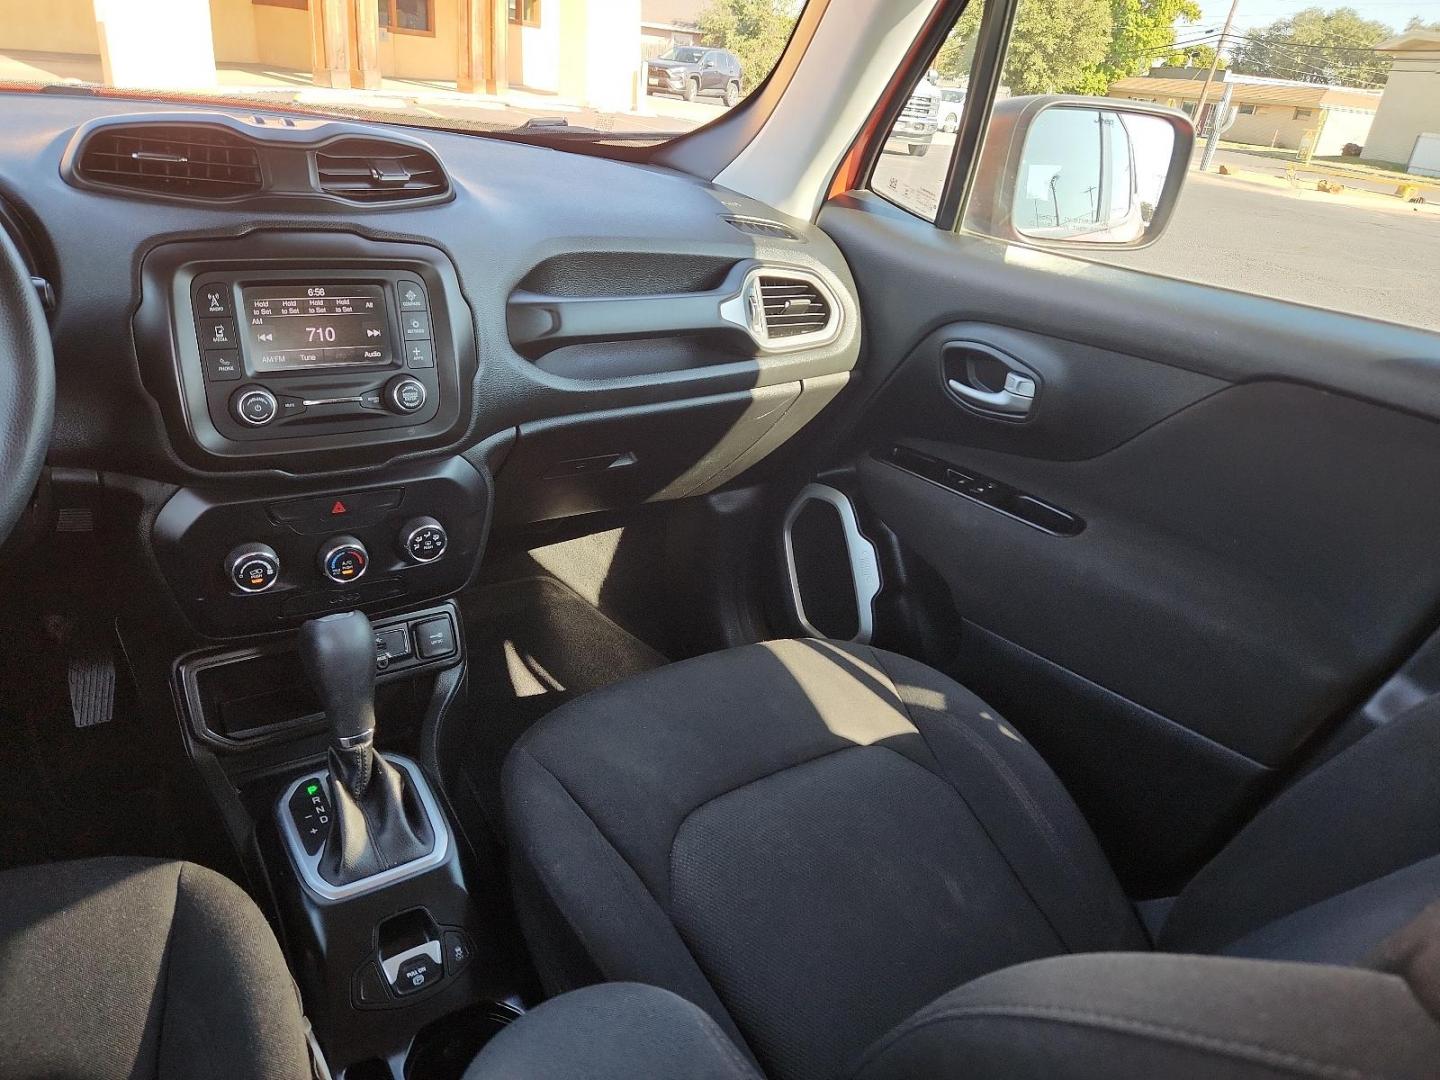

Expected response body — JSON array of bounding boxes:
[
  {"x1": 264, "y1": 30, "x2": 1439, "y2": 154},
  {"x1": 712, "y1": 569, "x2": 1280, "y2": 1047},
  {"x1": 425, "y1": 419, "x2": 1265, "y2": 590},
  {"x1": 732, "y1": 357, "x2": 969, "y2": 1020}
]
[
  {"x1": 503, "y1": 638, "x2": 1440, "y2": 1080},
  {"x1": 0, "y1": 856, "x2": 312, "y2": 1080}
]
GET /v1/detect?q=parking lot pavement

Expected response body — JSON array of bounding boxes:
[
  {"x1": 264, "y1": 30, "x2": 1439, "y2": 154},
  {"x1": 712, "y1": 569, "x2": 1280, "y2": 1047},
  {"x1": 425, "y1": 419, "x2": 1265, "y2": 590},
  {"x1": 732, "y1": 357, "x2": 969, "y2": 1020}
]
[{"x1": 872, "y1": 133, "x2": 1438, "y2": 333}]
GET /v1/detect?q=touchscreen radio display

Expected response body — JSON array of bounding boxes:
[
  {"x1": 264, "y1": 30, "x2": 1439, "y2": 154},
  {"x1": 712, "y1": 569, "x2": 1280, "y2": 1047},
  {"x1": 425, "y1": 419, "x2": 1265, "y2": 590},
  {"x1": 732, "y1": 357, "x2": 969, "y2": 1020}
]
[{"x1": 242, "y1": 284, "x2": 390, "y2": 371}]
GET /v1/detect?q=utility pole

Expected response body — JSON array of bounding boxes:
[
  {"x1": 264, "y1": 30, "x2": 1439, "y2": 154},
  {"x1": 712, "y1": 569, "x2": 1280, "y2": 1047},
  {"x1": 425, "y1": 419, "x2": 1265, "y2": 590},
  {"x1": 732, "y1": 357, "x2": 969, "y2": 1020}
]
[
  {"x1": 1193, "y1": 0, "x2": 1240, "y2": 163},
  {"x1": 1199, "y1": 80, "x2": 1234, "y2": 170}
]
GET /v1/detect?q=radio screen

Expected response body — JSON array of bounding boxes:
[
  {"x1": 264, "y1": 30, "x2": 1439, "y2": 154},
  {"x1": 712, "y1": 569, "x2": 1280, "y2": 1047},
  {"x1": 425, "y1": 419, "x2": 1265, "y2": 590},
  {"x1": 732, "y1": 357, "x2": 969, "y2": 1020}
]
[{"x1": 242, "y1": 284, "x2": 390, "y2": 371}]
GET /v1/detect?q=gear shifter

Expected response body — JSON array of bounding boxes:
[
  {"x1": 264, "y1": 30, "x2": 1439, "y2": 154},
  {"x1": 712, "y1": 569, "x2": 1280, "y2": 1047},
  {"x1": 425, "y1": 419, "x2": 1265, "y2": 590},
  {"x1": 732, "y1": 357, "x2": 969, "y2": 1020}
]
[{"x1": 298, "y1": 610, "x2": 434, "y2": 888}]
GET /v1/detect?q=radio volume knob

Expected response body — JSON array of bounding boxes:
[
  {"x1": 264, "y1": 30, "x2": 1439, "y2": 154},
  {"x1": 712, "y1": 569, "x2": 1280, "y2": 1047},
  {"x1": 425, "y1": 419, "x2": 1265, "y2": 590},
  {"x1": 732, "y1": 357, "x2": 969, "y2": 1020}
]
[
  {"x1": 231, "y1": 385, "x2": 279, "y2": 427},
  {"x1": 384, "y1": 375, "x2": 427, "y2": 415},
  {"x1": 399, "y1": 517, "x2": 448, "y2": 564}
]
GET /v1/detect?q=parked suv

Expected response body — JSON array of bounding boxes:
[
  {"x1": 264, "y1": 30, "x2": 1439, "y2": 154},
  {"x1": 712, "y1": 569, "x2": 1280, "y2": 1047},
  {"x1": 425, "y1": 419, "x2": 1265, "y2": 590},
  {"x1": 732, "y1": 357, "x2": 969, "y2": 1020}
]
[{"x1": 647, "y1": 46, "x2": 742, "y2": 106}]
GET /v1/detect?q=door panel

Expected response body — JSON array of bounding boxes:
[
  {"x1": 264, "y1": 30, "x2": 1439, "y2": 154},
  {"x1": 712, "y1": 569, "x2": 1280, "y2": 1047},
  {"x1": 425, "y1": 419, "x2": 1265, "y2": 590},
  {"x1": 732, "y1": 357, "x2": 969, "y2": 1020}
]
[{"x1": 816, "y1": 195, "x2": 1440, "y2": 895}]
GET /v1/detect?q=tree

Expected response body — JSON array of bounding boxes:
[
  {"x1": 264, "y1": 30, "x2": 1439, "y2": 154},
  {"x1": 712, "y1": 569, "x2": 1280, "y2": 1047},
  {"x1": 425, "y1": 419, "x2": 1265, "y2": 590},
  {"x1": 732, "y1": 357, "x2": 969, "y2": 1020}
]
[
  {"x1": 696, "y1": 0, "x2": 800, "y2": 93},
  {"x1": 1163, "y1": 42, "x2": 1227, "y2": 68},
  {"x1": 1230, "y1": 7, "x2": 1394, "y2": 86},
  {"x1": 942, "y1": 0, "x2": 1114, "y2": 95},
  {"x1": 1404, "y1": 16, "x2": 1440, "y2": 32},
  {"x1": 1072, "y1": 0, "x2": 1203, "y2": 95}
]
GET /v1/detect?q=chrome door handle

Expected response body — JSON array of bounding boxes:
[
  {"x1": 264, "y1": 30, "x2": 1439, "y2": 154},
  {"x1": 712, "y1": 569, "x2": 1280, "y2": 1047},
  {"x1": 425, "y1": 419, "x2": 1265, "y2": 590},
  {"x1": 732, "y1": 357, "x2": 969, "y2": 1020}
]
[{"x1": 946, "y1": 370, "x2": 1036, "y2": 417}]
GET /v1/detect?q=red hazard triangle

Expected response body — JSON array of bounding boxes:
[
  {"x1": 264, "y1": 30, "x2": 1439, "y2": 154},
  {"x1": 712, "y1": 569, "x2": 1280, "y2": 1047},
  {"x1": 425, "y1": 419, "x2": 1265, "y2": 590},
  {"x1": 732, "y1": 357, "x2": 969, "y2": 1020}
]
[{"x1": 330, "y1": 500, "x2": 348, "y2": 515}]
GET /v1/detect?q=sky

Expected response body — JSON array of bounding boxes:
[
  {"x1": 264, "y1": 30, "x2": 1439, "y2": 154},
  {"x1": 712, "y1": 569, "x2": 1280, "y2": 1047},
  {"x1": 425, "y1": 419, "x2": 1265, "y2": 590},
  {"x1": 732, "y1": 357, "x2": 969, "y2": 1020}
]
[{"x1": 1188, "y1": 0, "x2": 1440, "y2": 33}]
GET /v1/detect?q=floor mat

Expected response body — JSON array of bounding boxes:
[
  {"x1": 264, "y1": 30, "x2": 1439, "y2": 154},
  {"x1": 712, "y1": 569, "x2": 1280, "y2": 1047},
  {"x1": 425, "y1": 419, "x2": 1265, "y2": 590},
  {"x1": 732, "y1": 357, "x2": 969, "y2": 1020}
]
[{"x1": 457, "y1": 575, "x2": 667, "y2": 836}]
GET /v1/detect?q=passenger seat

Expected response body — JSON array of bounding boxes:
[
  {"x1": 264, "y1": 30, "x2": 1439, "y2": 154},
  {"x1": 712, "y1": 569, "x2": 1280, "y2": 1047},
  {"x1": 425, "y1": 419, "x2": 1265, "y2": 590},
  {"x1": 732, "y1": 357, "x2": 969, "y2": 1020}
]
[{"x1": 497, "y1": 639, "x2": 1440, "y2": 1079}]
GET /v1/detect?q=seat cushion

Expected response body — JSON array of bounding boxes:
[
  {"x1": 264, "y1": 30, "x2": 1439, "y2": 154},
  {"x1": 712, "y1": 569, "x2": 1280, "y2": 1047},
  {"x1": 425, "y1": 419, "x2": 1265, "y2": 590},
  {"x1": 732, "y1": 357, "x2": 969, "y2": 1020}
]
[
  {"x1": 0, "y1": 857, "x2": 311, "y2": 1080},
  {"x1": 464, "y1": 982, "x2": 763, "y2": 1080},
  {"x1": 503, "y1": 639, "x2": 1146, "y2": 1080},
  {"x1": 848, "y1": 953, "x2": 1440, "y2": 1080}
]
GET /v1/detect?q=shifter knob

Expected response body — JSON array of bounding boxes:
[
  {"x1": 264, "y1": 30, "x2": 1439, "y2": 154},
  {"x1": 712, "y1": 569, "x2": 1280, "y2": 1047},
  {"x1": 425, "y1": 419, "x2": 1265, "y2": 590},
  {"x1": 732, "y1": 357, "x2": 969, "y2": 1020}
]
[{"x1": 298, "y1": 610, "x2": 377, "y2": 750}]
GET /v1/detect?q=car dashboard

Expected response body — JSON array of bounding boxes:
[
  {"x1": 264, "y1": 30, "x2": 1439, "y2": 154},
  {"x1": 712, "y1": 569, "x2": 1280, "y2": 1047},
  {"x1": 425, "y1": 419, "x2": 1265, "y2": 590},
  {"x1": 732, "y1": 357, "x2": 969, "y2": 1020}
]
[{"x1": 0, "y1": 92, "x2": 861, "y2": 643}]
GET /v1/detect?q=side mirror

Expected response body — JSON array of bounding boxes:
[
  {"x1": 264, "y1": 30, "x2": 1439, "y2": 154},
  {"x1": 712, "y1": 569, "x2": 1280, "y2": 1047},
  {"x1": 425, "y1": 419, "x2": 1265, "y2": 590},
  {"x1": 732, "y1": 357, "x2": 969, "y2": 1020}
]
[{"x1": 966, "y1": 96, "x2": 1192, "y2": 250}]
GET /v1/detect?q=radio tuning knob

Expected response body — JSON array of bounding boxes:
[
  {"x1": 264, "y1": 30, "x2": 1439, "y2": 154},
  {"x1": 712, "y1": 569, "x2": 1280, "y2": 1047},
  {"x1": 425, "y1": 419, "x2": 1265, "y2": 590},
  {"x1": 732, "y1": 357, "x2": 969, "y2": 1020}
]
[{"x1": 384, "y1": 375, "x2": 427, "y2": 415}]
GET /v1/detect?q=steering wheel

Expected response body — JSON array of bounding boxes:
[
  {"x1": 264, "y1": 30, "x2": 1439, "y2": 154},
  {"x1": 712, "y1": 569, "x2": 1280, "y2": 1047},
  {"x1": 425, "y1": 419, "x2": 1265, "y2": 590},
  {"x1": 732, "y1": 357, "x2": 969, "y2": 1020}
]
[{"x1": 0, "y1": 224, "x2": 53, "y2": 547}]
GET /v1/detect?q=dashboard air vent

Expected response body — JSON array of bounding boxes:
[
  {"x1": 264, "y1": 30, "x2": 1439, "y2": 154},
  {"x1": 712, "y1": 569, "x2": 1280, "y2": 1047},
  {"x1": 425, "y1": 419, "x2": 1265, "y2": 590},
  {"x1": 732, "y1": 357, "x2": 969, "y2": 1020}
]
[
  {"x1": 315, "y1": 139, "x2": 448, "y2": 203},
  {"x1": 725, "y1": 216, "x2": 801, "y2": 241},
  {"x1": 757, "y1": 274, "x2": 833, "y2": 340},
  {"x1": 77, "y1": 125, "x2": 262, "y2": 198}
]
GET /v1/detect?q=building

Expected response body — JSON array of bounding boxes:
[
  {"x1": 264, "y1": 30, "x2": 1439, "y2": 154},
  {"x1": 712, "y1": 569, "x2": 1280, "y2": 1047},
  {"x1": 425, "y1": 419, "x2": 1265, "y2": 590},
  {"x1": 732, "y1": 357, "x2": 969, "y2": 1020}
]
[
  {"x1": 1108, "y1": 69, "x2": 1380, "y2": 157},
  {"x1": 0, "y1": 0, "x2": 644, "y2": 112},
  {"x1": 640, "y1": 0, "x2": 705, "y2": 59},
  {"x1": 1365, "y1": 30, "x2": 1440, "y2": 169}
]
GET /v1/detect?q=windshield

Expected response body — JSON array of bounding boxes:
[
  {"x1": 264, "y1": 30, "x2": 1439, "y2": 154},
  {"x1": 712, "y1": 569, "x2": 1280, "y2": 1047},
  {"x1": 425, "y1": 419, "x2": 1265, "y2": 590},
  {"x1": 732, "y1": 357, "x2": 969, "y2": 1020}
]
[{"x1": 0, "y1": 0, "x2": 804, "y2": 145}]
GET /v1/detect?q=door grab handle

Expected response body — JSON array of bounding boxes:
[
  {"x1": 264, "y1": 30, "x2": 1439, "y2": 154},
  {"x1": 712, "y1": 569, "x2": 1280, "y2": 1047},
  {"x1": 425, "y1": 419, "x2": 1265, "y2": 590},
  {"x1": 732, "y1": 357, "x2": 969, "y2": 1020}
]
[{"x1": 946, "y1": 372, "x2": 1036, "y2": 417}]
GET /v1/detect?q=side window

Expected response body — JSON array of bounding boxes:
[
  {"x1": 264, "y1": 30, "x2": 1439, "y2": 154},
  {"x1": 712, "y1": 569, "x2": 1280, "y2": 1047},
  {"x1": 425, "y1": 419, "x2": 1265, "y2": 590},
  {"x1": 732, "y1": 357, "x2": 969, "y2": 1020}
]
[
  {"x1": 868, "y1": 14, "x2": 984, "y2": 220},
  {"x1": 870, "y1": 0, "x2": 1440, "y2": 333}
]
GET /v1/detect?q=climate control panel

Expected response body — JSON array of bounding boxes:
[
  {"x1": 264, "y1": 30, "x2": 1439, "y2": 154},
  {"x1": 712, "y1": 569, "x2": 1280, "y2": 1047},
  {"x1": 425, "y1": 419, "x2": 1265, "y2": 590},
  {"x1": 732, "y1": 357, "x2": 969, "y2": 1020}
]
[{"x1": 152, "y1": 457, "x2": 490, "y2": 637}]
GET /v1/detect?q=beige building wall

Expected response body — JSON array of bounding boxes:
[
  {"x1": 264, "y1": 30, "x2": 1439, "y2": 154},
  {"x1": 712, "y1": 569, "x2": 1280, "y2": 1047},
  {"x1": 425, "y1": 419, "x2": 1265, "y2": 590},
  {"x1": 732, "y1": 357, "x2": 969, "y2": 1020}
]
[
  {"x1": 1224, "y1": 105, "x2": 1323, "y2": 150},
  {"x1": 209, "y1": 0, "x2": 260, "y2": 63},
  {"x1": 380, "y1": 18, "x2": 458, "y2": 80},
  {"x1": 556, "y1": 0, "x2": 640, "y2": 111},
  {"x1": 1367, "y1": 61, "x2": 1440, "y2": 165},
  {"x1": 0, "y1": 0, "x2": 101, "y2": 54},
  {"x1": 508, "y1": 17, "x2": 561, "y2": 90}
]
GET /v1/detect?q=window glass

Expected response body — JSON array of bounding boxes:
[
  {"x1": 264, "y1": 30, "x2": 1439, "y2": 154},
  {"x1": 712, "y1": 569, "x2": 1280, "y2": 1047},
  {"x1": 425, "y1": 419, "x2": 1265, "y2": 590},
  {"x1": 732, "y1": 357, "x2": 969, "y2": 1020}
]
[
  {"x1": 868, "y1": 11, "x2": 986, "y2": 220},
  {"x1": 951, "y1": 0, "x2": 1440, "y2": 333},
  {"x1": 0, "y1": 1, "x2": 803, "y2": 143}
]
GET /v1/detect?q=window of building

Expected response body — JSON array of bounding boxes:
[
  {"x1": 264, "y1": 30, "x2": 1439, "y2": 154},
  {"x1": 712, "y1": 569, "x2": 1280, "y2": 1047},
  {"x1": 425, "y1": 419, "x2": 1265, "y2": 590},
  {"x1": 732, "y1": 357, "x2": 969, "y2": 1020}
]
[
  {"x1": 1238, "y1": 103, "x2": 1257, "y2": 115},
  {"x1": 508, "y1": 0, "x2": 541, "y2": 27},
  {"x1": 1294, "y1": 107, "x2": 1314, "y2": 120},
  {"x1": 377, "y1": 0, "x2": 432, "y2": 34}
]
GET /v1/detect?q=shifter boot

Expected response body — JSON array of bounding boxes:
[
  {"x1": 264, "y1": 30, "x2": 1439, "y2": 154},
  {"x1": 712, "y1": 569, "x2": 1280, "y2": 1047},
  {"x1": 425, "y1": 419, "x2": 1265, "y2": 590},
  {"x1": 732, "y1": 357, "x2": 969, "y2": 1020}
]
[{"x1": 320, "y1": 746, "x2": 435, "y2": 887}]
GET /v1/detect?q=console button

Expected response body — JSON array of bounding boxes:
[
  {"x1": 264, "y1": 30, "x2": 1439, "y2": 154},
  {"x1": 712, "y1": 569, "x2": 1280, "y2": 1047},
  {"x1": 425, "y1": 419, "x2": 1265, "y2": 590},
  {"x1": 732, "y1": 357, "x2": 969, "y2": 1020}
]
[
  {"x1": 225, "y1": 543, "x2": 280, "y2": 594},
  {"x1": 195, "y1": 283, "x2": 231, "y2": 316},
  {"x1": 393, "y1": 954, "x2": 442, "y2": 996},
  {"x1": 231, "y1": 386, "x2": 279, "y2": 427},
  {"x1": 400, "y1": 311, "x2": 431, "y2": 340},
  {"x1": 354, "y1": 963, "x2": 389, "y2": 1006},
  {"x1": 414, "y1": 615, "x2": 456, "y2": 660},
  {"x1": 278, "y1": 396, "x2": 306, "y2": 419},
  {"x1": 397, "y1": 280, "x2": 428, "y2": 312},
  {"x1": 199, "y1": 317, "x2": 239, "y2": 350},
  {"x1": 384, "y1": 376, "x2": 427, "y2": 415},
  {"x1": 319, "y1": 537, "x2": 369, "y2": 584},
  {"x1": 203, "y1": 350, "x2": 242, "y2": 382},
  {"x1": 399, "y1": 517, "x2": 447, "y2": 564},
  {"x1": 442, "y1": 930, "x2": 473, "y2": 977},
  {"x1": 404, "y1": 340, "x2": 435, "y2": 369}
]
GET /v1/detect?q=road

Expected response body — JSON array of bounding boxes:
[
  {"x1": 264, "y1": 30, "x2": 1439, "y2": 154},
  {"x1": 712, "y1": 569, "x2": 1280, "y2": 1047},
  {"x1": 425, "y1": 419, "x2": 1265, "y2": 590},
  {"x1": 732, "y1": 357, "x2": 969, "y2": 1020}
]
[{"x1": 875, "y1": 134, "x2": 1440, "y2": 333}]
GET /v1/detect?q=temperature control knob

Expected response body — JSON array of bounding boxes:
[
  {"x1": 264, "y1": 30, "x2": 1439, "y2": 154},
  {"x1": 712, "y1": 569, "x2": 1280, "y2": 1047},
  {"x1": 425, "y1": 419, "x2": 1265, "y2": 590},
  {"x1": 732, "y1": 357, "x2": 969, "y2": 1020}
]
[
  {"x1": 318, "y1": 536, "x2": 369, "y2": 584},
  {"x1": 230, "y1": 385, "x2": 278, "y2": 427},
  {"x1": 226, "y1": 544, "x2": 280, "y2": 594},
  {"x1": 384, "y1": 375, "x2": 427, "y2": 415},
  {"x1": 399, "y1": 517, "x2": 448, "y2": 564}
]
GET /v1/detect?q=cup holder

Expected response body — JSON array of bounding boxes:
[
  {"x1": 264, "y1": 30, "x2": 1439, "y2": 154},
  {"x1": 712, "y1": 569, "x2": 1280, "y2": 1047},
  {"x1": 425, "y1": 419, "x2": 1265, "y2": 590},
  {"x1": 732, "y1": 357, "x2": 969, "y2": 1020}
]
[{"x1": 403, "y1": 1000, "x2": 523, "y2": 1080}]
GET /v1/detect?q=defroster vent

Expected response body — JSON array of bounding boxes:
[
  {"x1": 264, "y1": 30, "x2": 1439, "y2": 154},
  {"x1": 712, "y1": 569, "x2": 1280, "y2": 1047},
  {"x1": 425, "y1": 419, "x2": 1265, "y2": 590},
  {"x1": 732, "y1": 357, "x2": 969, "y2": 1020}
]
[{"x1": 76, "y1": 125, "x2": 262, "y2": 198}]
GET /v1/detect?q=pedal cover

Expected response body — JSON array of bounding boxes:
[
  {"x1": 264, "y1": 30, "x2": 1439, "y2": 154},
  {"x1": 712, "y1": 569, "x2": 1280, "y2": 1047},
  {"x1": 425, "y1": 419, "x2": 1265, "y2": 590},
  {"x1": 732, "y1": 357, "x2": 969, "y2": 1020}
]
[{"x1": 67, "y1": 642, "x2": 116, "y2": 728}]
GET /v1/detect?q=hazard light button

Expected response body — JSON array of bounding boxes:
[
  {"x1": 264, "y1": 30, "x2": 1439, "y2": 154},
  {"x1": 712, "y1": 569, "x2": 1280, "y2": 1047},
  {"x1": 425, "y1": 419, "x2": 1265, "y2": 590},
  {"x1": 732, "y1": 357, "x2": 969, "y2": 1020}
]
[{"x1": 267, "y1": 488, "x2": 403, "y2": 528}]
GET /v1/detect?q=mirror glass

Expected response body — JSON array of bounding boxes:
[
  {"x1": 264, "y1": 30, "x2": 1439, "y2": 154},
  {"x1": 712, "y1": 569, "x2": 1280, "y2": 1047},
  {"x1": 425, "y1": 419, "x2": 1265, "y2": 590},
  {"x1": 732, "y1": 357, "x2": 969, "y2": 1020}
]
[{"x1": 1012, "y1": 108, "x2": 1176, "y2": 245}]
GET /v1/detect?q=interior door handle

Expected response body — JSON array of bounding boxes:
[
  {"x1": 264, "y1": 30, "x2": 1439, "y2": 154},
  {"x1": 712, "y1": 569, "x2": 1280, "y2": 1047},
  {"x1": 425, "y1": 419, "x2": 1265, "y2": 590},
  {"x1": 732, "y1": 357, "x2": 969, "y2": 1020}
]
[{"x1": 946, "y1": 370, "x2": 1037, "y2": 417}]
